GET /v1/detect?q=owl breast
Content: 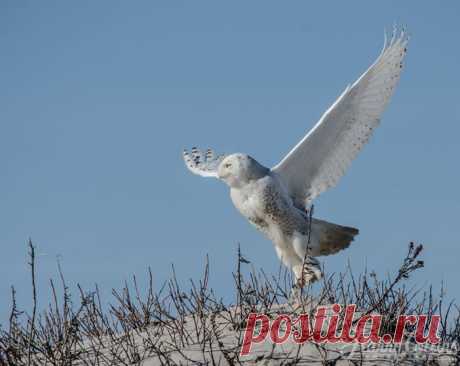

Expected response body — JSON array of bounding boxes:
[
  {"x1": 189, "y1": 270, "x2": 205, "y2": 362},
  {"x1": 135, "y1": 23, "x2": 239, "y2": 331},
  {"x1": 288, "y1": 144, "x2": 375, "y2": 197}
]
[
  {"x1": 230, "y1": 175, "x2": 307, "y2": 238},
  {"x1": 230, "y1": 177, "x2": 270, "y2": 232}
]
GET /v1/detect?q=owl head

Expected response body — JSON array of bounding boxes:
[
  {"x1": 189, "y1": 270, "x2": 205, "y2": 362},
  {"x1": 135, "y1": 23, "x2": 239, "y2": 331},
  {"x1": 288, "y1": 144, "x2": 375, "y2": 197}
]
[{"x1": 217, "y1": 153, "x2": 269, "y2": 188}]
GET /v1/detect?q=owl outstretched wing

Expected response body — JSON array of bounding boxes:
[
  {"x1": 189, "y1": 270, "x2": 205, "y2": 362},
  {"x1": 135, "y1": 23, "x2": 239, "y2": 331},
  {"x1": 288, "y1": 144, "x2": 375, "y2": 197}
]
[
  {"x1": 272, "y1": 28, "x2": 409, "y2": 209},
  {"x1": 183, "y1": 147, "x2": 227, "y2": 178}
]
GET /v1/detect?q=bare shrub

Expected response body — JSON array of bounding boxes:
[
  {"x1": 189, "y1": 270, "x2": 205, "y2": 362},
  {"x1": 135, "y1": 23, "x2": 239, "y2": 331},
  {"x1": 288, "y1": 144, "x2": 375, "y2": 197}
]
[{"x1": 0, "y1": 241, "x2": 458, "y2": 365}]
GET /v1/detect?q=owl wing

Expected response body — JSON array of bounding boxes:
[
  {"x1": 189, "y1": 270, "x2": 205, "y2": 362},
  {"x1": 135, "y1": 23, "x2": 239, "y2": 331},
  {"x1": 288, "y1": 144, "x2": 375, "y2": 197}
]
[
  {"x1": 272, "y1": 28, "x2": 409, "y2": 209},
  {"x1": 183, "y1": 147, "x2": 227, "y2": 178}
]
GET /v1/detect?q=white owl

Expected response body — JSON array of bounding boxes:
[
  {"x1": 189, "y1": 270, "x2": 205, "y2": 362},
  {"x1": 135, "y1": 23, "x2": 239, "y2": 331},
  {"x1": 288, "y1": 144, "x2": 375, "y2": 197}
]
[{"x1": 183, "y1": 29, "x2": 409, "y2": 289}]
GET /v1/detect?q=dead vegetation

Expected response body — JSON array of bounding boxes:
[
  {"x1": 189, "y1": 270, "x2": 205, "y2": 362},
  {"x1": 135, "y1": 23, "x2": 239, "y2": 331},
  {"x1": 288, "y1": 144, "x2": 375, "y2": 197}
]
[{"x1": 0, "y1": 240, "x2": 459, "y2": 365}]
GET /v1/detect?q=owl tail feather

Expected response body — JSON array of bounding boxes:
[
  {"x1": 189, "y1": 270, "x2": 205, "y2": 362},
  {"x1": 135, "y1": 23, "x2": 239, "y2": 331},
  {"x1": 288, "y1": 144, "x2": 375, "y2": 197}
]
[{"x1": 313, "y1": 218, "x2": 359, "y2": 256}]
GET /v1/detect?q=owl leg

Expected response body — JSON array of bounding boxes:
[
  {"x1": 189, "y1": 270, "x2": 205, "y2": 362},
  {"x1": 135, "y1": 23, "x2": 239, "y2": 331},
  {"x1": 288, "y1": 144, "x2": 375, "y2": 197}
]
[
  {"x1": 293, "y1": 257, "x2": 323, "y2": 288},
  {"x1": 289, "y1": 257, "x2": 322, "y2": 307},
  {"x1": 290, "y1": 233, "x2": 323, "y2": 288}
]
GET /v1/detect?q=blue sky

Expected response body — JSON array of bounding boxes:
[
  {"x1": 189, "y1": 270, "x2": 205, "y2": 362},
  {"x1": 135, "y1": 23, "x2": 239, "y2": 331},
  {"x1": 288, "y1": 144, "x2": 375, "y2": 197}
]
[{"x1": 1, "y1": 1, "x2": 459, "y2": 324}]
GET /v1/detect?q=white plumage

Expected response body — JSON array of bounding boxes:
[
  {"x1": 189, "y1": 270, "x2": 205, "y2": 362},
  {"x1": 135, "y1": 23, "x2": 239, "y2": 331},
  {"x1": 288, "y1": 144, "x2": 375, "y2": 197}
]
[{"x1": 183, "y1": 28, "x2": 409, "y2": 287}]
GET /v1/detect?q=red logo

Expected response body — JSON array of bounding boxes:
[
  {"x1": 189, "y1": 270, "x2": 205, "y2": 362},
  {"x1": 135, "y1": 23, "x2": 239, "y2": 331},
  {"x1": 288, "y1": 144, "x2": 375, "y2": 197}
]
[{"x1": 240, "y1": 304, "x2": 441, "y2": 356}]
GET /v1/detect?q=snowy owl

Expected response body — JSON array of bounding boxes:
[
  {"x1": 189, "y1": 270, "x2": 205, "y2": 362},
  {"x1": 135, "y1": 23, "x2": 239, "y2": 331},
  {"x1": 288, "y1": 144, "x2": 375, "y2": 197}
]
[{"x1": 183, "y1": 29, "x2": 409, "y2": 288}]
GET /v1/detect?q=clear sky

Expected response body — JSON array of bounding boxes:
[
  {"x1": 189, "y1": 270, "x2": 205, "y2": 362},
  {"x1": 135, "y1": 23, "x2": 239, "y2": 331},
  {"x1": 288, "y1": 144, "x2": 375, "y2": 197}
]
[{"x1": 1, "y1": 1, "x2": 459, "y2": 324}]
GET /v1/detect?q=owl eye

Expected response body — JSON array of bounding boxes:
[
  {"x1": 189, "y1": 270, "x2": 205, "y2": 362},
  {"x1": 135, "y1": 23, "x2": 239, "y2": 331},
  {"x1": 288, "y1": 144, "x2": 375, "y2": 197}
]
[{"x1": 224, "y1": 163, "x2": 232, "y2": 168}]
